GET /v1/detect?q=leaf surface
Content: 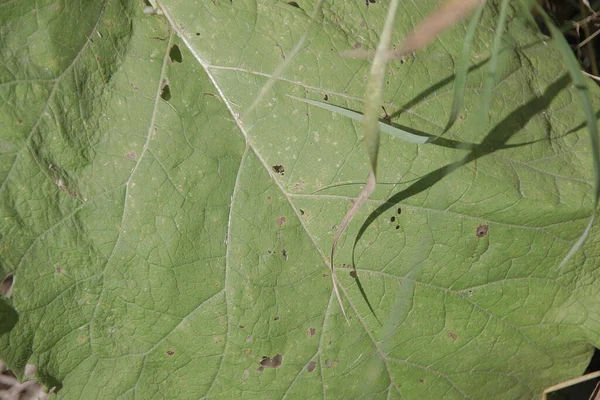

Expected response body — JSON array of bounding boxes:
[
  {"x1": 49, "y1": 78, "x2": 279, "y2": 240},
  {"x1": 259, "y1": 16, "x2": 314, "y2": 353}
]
[{"x1": 1, "y1": 1, "x2": 600, "y2": 399}]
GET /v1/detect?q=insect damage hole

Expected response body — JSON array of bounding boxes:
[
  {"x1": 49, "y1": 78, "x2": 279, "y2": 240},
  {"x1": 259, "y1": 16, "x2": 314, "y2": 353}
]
[
  {"x1": 161, "y1": 82, "x2": 171, "y2": 101},
  {"x1": 257, "y1": 354, "x2": 283, "y2": 371},
  {"x1": 169, "y1": 44, "x2": 183, "y2": 63},
  {"x1": 476, "y1": 225, "x2": 489, "y2": 238},
  {"x1": 272, "y1": 165, "x2": 285, "y2": 176},
  {"x1": 1, "y1": 274, "x2": 14, "y2": 297}
]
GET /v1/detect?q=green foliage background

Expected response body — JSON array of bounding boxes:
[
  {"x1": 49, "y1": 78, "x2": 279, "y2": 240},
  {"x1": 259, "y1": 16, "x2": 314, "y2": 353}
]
[{"x1": 1, "y1": 1, "x2": 600, "y2": 398}]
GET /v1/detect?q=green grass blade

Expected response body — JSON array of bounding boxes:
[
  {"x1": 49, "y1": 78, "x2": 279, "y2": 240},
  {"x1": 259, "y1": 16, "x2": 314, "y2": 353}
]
[
  {"x1": 287, "y1": 95, "x2": 430, "y2": 144},
  {"x1": 533, "y1": 6, "x2": 600, "y2": 270},
  {"x1": 444, "y1": 1, "x2": 486, "y2": 132},
  {"x1": 478, "y1": 0, "x2": 510, "y2": 127},
  {"x1": 243, "y1": 0, "x2": 325, "y2": 123}
]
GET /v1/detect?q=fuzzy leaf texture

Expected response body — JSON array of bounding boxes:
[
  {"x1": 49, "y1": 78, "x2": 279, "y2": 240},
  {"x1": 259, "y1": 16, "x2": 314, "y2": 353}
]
[{"x1": 1, "y1": 1, "x2": 600, "y2": 399}]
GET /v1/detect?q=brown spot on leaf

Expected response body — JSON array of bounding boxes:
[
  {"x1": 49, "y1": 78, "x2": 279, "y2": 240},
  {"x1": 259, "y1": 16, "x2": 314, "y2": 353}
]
[
  {"x1": 325, "y1": 359, "x2": 332, "y2": 368},
  {"x1": 166, "y1": 350, "x2": 174, "y2": 356},
  {"x1": 349, "y1": 270, "x2": 357, "y2": 279},
  {"x1": 353, "y1": 42, "x2": 361, "y2": 49},
  {"x1": 476, "y1": 225, "x2": 489, "y2": 238},
  {"x1": 243, "y1": 369, "x2": 250, "y2": 379},
  {"x1": 307, "y1": 361, "x2": 317, "y2": 372},
  {"x1": 322, "y1": 273, "x2": 329, "y2": 278},
  {"x1": 447, "y1": 332, "x2": 457, "y2": 341},
  {"x1": 17, "y1": 119, "x2": 23, "y2": 124},
  {"x1": 419, "y1": 379, "x2": 425, "y2": 384},
  {"x1": 274, "y1": 316, "x2": 279, "y2": 321},
  {"x1": 246, "y1": 335, "x2": 253, "y2": 342},
  {"x1": 239, "y1": 325, "x2": 245, "y2": 329},
  {"x1": 1, "y1": 274, "x2": 13, "y2": 297},
  {"x1": 258, "y1": 354, "x2": 283, "y2": 371},
  {"x1": 308, "y1": 328, "x2": 316, "y2": 336},
  {"x1": 55, "y1": 266, "x2": 62, "y2": 274},
  {"x1": 126, "y1": 151, "x2": 136, "y2": 160},
  {"x1": 272, "y1": 165, "x2": 285, "y2": 175},
  {"x1": 276, "y1": 216, "x2": 286, "y2": 227}
]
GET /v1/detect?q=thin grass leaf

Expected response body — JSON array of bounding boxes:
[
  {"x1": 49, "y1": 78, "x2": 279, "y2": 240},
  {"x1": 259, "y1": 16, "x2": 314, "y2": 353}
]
[
  {"x1": 243, "y1": 0, "x2": 325, "y2": 123},
  {"x1": 532, "y1": 5, "x2": 600, "y2": 270},
  {"x1": 287, "y1": 95, "x2": 430, "y2": 144},
  {"x1": 477, "y1": 0, "x2": 510, "y2": 129},
  {"x1": 444, "y1": 1, "x2": 486, "y2": 132}
]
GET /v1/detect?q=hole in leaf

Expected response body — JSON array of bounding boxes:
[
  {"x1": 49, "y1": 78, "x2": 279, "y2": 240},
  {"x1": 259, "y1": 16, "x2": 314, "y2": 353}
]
[
  {"x1": 349, "y1": 270, "x2": 357, "y2": 278},
  {"x1": 306, "y1": 361, "x2": 317, "y2": 372},
  {"x1": 272, "y1": 165, "x2": 285, "y2": 175},
  {"x1": 324, "y1": 94, "x2": 328, "y2": 101},
  {"x1": 1, "y1": 274, "x2": 14, "y2": 297},
  {"x1": 299, "y1": 209, "x2": 305, "y2": 215},
  {"x1": 258, "y1": 354, "x2": 283, "y2": 371},
  {"x1": 287, "y1": 1, "x2": 301, "y2": 8},
  {"x1": 161, "y1": 84, "x2": 171, "y2": 101},
  {"x1": 274, "y1": 316, "x2": 279, "y2": 321},
  {"x1": 169, "y1": 44, "x2": 182, "y2": 63},
  {"x1": 476, "y1": 225, "x2": 489, "y2": 238},
  {"x1": 395, "y1": 225, "x2": 400, "y2": 230},
  {"x1": 397, "y1": 207, "x2": 402, "y2": 215},
  {"x1": 196, "y1": 32, "x2": 200, "y2": 36},
  {"x1": 390, "y1": 216, "x2": 395, "y2": 223}
]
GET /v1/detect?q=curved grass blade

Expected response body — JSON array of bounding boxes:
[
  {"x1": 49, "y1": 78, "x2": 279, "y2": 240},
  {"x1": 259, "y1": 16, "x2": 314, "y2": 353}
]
[
  {"x1": 477, "y1": 0, "x2": 510, "y2": 129},
  {"x1": 243, "y1": 0, "x2": 325, "y2": 122},
  {"x1": 531, "y1": 5, "x2": 600, "y2": 270},
  {"x1": 287, "y1": 95, "x2": 431, "y2": 144},
  {"x1": 443, "y1": 1, "x2": 486, "y2": 133}
]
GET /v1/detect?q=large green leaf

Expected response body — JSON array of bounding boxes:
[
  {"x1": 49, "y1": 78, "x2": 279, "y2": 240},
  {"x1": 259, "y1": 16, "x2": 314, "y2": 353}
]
[{"x1": 1, "y1": 1, "x2": 600, "y2": 398}]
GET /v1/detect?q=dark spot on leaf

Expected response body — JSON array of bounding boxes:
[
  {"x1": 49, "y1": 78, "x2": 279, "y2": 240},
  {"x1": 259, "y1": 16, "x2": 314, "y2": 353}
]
[
  {"x1": 239, "y1": 325, "x2": 245, "y2": 329},
  {"x1": 259, "y1": 354, "x2": 283, "y2": 370},
  {"x1": 308, "y1": 328, "x2": 316, "y2": 336},
  {"x1": 272, "y1": 165, "x2": 285, "y2": 175},
  {"x1": 349, "y1": 270, "x2": 357, "y2": 278},
  {"x1": 325, "y1": 359, "x2": 331, "y2": 368},
  {"x1": 476, "y1": 225, "x2": 489, "y2": 238},
  {"x1": 17, "y1": 119, "x2": 23, "y2": 124},
  {"x1": 287, "y1": 1, "x2": 301, "y2": 8},
  {"x1": 459, "y1": 114, "x2": 465, "y2": 120},
  {"x1": 142, "y1": 0, "x2": 151, "y2": 5},
  {"x1": 282, "y1": 248, "x2": 288, "y2": 260},
  {"x1": 299, "y1": 209, "x2": 305, "y2": 215},
  {"x1": 391, "y1": 216, "x2": 395, "y2": 223},
  {"x1": 276, "y1": 216, "x2": 286, "y2": 227},
  {"x1": 1, "y1": 274, "x2": 13, "y2": 297},
  {"x1": 395, "y1": 225, "x2": 400, "y2": 230},
  {"x1": 322, "y1": 273, "x2": 329, "y2": 278},
  {"x1": 169, "y1": 44, "x2": 183, "y2": 63},
  {"x1": 161, "y1": 84, "x2": 171, "y2": 101},
  {"x1": 397, "y1": 207, "x2": 402, "y2": 215},
  {"x1": 196, "y1": 32, "x2": 200, "y2": 36},
  {"x1": 55, "y1": 266, "x2": 62, "y2": 274},
  {"x1": 324, "y1": 94, "x2": 328, "y2": 101},
  {"x1": 447, "y1": 332, "x2": 457, "y2": 341},
  {"x1": 419, "y1": 379, "x2": 425, "y2": 384},
  {"x1": 306, "y1": 361, "x2": 317, "y2": 372},
  {"x1": 274, "y1": 316, "x2": 279, "y2": 321},
  {"x1": 353, "y1": 42, "x2": 361, "y2": 49},
  {"x1": 166, "y1": 350, "x2": 174, "y2": 356}
]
